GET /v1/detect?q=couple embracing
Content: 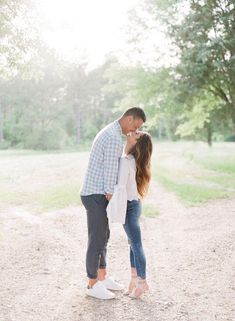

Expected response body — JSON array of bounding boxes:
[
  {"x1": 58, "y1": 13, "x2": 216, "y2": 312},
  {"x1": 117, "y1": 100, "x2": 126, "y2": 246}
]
[{"x1": 80, "y1": 107, "x2": 153, "y2": 300}]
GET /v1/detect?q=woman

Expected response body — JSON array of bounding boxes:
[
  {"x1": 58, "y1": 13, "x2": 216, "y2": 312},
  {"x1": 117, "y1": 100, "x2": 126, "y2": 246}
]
[{"x1": 107, "y1": 131, "x2": 153, "y2": 299}]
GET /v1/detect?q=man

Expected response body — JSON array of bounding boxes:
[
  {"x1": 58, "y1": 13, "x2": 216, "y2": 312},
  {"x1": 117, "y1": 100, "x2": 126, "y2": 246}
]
[{"x1": 80, "y1": 107, "x2": 146, "y2": 300}]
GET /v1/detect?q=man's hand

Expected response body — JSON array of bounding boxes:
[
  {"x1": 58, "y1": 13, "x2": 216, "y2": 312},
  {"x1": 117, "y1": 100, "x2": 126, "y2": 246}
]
[{"x1": 105, "y1": 193, "x2": 112, "y2": 201}]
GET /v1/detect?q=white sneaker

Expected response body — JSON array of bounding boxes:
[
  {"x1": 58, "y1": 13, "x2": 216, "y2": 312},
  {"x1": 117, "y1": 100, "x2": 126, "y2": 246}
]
[
  {"x1": 101, "y1": 276, "x2": 124, "y2": 291},
  {"x1": 86, "y1": 281, "x2": 115, "y2": 300}
]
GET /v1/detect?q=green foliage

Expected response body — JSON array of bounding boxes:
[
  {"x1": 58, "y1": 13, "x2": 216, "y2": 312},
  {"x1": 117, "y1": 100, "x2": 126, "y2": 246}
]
[
  {"x1": 0, "y1": 140, "x2": 11, "y2": 149},
  {"x1": 175, "y1": 91, "x2": 228, "y2": 143},
  {"x1": 1, "y1": 0, "x2": 235, "y2": 148},
  {"x1": 171, "y1": 1, "x2": 235, "y2": 134},
  {"x1": 130, "y1": 0, "x2": 235, "y2": 143},
  {"x1": 104, "y1": 63, "x2": 182, "y2": 140},
  {"x1": 0, "y1": 48, "x2": 73, "y2": 149},
  {"x1": 0, "y1": 0, "x2": 39, "y2": 76}
]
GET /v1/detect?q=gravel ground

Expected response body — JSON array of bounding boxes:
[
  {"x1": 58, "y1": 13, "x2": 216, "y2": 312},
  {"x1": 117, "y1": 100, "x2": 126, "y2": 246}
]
[{"x1": 0, "y1": 183, "x2": 235, "y2": 321}]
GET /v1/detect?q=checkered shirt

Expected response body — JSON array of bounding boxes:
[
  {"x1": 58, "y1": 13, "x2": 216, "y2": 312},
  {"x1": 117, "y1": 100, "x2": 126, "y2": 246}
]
[{"x1": 80, "y1": 120, "x2": 123, "y2": 196}]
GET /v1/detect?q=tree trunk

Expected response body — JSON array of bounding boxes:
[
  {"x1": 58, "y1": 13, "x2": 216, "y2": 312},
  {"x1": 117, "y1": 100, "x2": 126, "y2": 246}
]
[
  {"x1": 75, "y1": 106, "x2": 81, "y2": 145},
  {"x1": 158, "y1": 119, "x2": 162, "y2": 140},
  {"x1": 206, "y1": 123, "x2": 212, "y2": 147},
  {"x1": 232, "y1": 117, "x2": 235, "y2": 140},
  {"x1": 0, "y1": 103, "x2": 4, "y2": 143},
  {"x1": 231, "y1": 97, "x2": 235, "y2": 139}
]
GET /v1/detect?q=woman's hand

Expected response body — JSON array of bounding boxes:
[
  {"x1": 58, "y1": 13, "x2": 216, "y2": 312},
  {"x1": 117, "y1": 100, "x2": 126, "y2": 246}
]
[
  {"x1": 105, "y1": 193, "x2": 112, "y2": 201},
  {"x1": 124, "y1": 131, "x2": 142, "y2": 154}
]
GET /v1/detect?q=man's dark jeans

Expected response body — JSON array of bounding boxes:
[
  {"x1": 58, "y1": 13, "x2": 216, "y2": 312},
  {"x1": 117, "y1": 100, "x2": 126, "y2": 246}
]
[{"x1": 81, "y1": 194, "x2": 109, "y2": 279}]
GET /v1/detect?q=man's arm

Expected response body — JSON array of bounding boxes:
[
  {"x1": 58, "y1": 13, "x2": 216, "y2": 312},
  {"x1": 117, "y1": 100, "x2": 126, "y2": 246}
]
[{"x1": 103, "y1": 136, "x2": 122, "y2": 198}]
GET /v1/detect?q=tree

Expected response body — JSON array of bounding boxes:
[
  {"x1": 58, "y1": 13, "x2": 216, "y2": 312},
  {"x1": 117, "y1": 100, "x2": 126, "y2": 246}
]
[
  {"x1": 0, "y1": 0, "x2": 42, "y2": 146},
  {"x1": 0, "y1": 48, "x2": 70, "y2": 150},
  {"x1": 0, "y1": 0, "x2": 38, "y2": 76},
  {"x1": 64, "y1": 58, "x2": 125, "y2": 144},
  {"x1": 103, "y1": 61, "x2": 183, "y2": 140},
  {"x1": 145, "y1": 0, "x2": 235, "y2": 140}
]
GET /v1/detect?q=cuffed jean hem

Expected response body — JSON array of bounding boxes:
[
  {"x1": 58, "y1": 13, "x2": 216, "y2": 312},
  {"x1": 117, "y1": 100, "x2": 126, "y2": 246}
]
[
  {"x1": 86, "y1": 264, "x2": 107, "y2": 279},
  {"x1": 87, "y1": 274, "x2": 97, "y2": 279}
]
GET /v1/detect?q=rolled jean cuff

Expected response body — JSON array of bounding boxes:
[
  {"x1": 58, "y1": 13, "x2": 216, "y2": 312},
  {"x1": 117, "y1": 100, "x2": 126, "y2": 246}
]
[{"x1": 87, "y1": 272, "x2": 98, "y2": 279}]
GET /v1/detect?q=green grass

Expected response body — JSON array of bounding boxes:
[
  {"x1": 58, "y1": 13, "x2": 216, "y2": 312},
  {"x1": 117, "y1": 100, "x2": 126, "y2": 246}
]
[
  {"x1": 156, "y1": 174, "x2": 229, "y2": 205},
  {"x1": 1, "y1": 143, "x2": 234, "y2": 211},
  {"x1": 195, "y1": 157, "x2": 235, "y2": 174},
  {"x1": 152, "y1": 142, "x2": 235, "y2": 205},
  {"x1": 0, "y1": 187, "x2": 34, "y2": 205},
  {"x1": 0, "y1": 142, "x2": 93, "y2": 157},
  {"x1": 183, "y1": 144, "x2": 235, "y2": 174},
  {"x1": 202, "y1": 174, "x2": 235, "y2": 190},
  {"x1": 0, "y1": 182, "x2": 81, "y2": 210},
  {"x1": 142, "y1": 204, "x2": 160, "y2": 217},
  {"x1": 0, "y1": 149, "x2": 89, "y2": 211},
  {"x1": 35, "y1": 183, "x2": 81, "y2": 210}
]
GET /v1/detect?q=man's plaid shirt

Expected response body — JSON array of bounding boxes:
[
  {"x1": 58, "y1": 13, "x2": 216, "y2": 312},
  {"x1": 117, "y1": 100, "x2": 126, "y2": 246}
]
[{"x1": 80, "y1": 120, "x2": 123, "y2": 196}]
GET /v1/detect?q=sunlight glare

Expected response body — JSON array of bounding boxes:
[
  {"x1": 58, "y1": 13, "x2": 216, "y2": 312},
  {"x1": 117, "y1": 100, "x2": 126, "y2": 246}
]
[{"x1": 39, "y1": 0, "x2": 139, "y2": 66}]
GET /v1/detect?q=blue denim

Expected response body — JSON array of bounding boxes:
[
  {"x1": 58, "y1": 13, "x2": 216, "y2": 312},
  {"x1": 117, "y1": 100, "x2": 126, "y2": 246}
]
[{"x1": 123, "y1": 200, "x2": 146, "y2": 279}]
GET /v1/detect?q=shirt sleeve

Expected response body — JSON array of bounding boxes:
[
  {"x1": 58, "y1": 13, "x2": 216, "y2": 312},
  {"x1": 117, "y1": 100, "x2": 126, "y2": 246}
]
[
  {"x1": 117, "y1": 157, "x2": 130, "y2": 186},
  {"x1": 103, "y1": 136, "x2": 122, "y2": 194}
]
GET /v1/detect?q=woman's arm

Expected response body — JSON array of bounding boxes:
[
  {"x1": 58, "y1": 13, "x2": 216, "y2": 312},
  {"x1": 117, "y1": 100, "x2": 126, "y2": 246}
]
[
  {"x1": 117, "y1": 157, "x2": 130, "y2": 186},
  {"x1": 106, "y1": 157, "x2": 130, "y2": 224}
]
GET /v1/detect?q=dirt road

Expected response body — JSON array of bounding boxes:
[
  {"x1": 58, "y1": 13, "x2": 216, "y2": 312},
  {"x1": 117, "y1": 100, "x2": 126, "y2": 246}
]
[{"x1": 0, "y1": 183, "x2": 234, "y2": 321}]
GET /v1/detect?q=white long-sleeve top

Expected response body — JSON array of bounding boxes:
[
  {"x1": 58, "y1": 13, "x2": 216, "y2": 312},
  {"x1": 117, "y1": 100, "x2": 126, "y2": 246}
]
[{"x1": 106, "y1": 154, "x2": 139, "y2": 224}]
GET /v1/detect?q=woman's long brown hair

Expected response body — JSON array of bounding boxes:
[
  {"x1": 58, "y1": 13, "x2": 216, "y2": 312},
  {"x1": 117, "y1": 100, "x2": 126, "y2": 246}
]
[{"x1": 129, "y1": 132, "x2": 153, "y2": 198}]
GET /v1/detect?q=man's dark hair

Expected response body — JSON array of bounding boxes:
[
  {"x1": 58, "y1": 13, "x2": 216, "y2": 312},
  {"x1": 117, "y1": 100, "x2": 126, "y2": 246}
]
[{"x1": 122, "y1": 107, "x2": 146, "y2": 122}]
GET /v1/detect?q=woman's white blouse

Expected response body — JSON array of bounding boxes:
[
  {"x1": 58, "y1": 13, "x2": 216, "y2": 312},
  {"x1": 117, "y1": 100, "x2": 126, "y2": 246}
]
[{"x1": 107, "y1": 154, "x2": 139, "y2": 224}]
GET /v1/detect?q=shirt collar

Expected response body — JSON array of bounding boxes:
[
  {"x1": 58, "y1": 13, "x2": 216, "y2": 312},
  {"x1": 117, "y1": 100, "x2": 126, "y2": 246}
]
[
  {"x1": 126, "y1": 154, "x2": 135, "y2": 160},
  {"x1": 123, "y1": 153, "x2": 135, "y2": 160},
  {"x1": 113, "y1": 120, "x2": 123, "y2": 137}
]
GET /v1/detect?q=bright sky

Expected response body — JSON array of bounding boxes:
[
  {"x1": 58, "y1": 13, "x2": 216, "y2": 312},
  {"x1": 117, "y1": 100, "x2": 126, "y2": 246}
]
[{"x1": 38, "y1": 0, "x2": 171, "y2": 69}]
